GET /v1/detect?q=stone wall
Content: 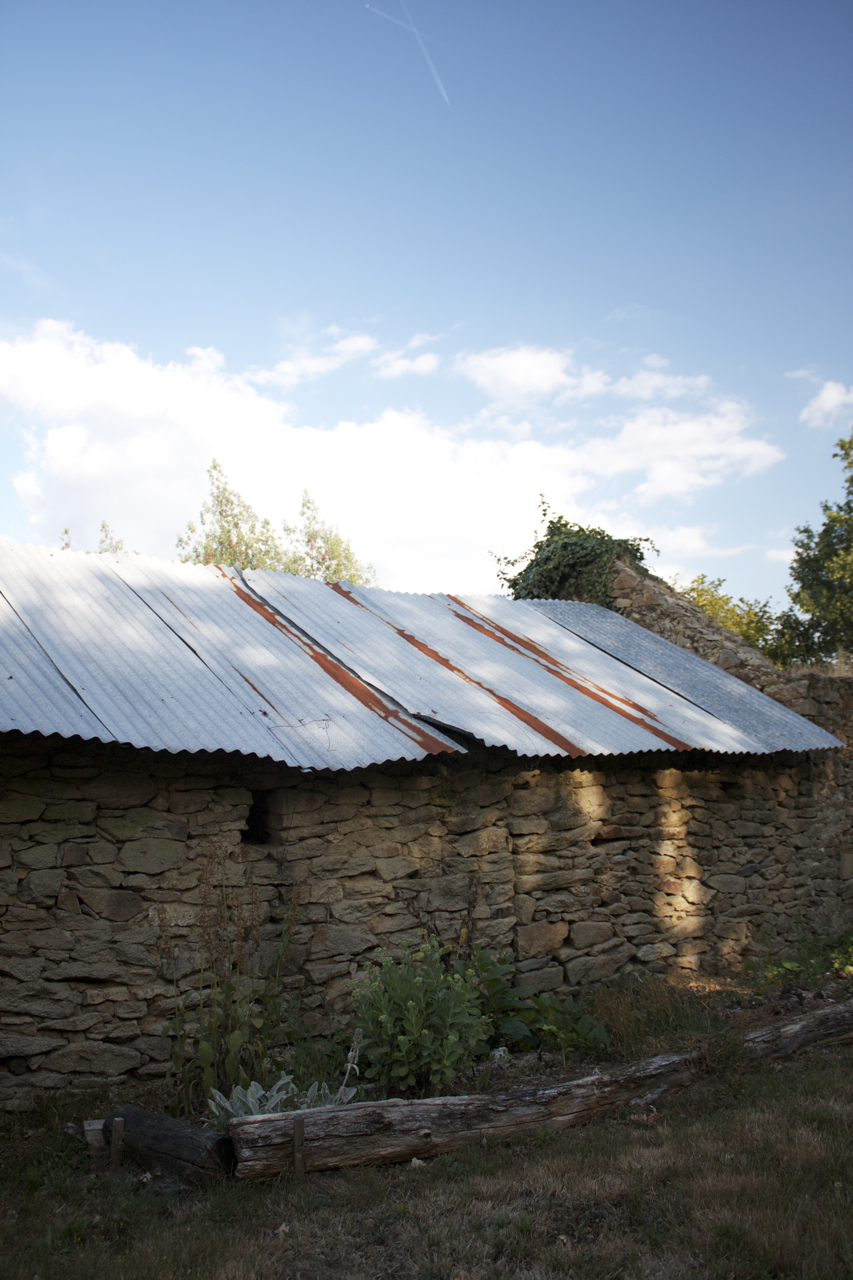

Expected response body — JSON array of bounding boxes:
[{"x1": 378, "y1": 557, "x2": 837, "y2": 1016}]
[
  {"x1": 2, "y1": 724, "x2": 852, "y2": 1110},
  {"x1": 608, "y1": 560, "x2": 853, "y2": 740}
]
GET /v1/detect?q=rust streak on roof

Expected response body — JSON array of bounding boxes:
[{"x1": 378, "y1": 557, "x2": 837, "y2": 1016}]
[
  {"x1": 330, "y1": 583, "x2": 585, "y2": 757},
  {"x1": 446, "y1": 597, "x2": 692, "y2": 753},
  {"x1": 222, "y1": 572, "x2": 456, "y2": 756}
]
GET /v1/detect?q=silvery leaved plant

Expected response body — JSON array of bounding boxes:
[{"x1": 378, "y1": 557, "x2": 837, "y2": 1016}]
[{"x1": 208, "y1": 1032, "x2": 362, "y2": 1127}]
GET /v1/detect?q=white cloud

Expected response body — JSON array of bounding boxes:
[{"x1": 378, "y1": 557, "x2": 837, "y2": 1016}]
[
  {"x1": 800, "y1": 380, "x2": 853, "y2": 429},
  {"x1": 562, "y1": 401, "x2": 782, "y2": 502},
  {"x1": 454, "y1": 344, "x2": 609, "y2": 406},
  {"x1": 0, "y1": 320, "x2": 786, "y2": 592},
  {"x1": 612, "y1": 369, "x2": 710, "y2": 400},
  {"x1": 766, "y1": 548, "x2": 795, "y2": 564},
  {"x1": 456, "y1": 342, "x2": 710, "y2": 408},
  {"x1": 372, "y1": 350, "x2": 440, "y2": 379},
  {"x1": 251, "y1": 331, "x2": 377, "y2": 389}
]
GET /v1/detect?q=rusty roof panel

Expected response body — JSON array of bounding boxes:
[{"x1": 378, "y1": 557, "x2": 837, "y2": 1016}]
[
  {"x1": 448, "y1": 594, "x2": 766, "y2": 755},
  {"x1": 106, "y1": 554, "x2": 459, "y2": 769},
  {"x1": 527, "y1": 598, "x2": 841, "y2": 754},
  {"x1": 245, "y1": 571, "x2": 576, "y2": 756}
]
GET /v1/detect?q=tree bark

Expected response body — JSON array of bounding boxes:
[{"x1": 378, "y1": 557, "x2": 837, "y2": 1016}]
[{"x1": 230, "y1": 997, "x2": 853, "y2": 1180}]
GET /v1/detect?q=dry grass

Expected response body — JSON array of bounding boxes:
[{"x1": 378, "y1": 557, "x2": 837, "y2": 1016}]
[{"x1": 3, "y1": 1038, "x2": 852, "y2": 1280}]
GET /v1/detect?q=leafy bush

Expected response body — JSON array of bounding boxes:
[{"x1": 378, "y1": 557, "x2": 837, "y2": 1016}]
[
  {"x1": 161, "y1": 918, "x2": 293, "y2": 1117},
  {"x1": 454, "y1": 944, "x2": 538, "y2": 1045},
  {"x1": 458, "y1": 943, "x2": 611, "y2": 1059},
  {"x1": 493, "y1": 499, "x2": 656, "y2": 606},
  {"x1": 527, "y1": 992, "x2": 612, "y2": 1062},
  {"x1": 353, "y1": 936, "x2": 491, "y2": 1095},
  {"x1": 207, "y1": 1035, "x2": 362, "y2": 1127}
]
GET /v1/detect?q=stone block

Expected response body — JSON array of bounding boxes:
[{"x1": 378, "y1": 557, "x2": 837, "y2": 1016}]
[
  {"x1": 314, "y1": 850, "x2": 376, "y2": 878},
  {"x1": 68, "y1": 866, "x2": 123, "y2": 889},
  {"x1": 167, "y1": 789, "x2": 212, "y2": 814},
  {"x1": 118, "y1": 839, "x2": 185, "y2": 874},
  {"x1": 841, "y1": 852, "x2": 853, "y2": 880},
  {"x1": 0, "y1": 1031, "x2": 68, "y2": 1057},
  {"x1": 516, "y1": 920, "x2": 568, "y2": 960},
  {"x1": 507, "y1": 789, "x2": 558, "y2": 817},
  {"x1": 455, "y1": 828, "x2": 509, "y2": 858},
  {"x1": 23, "y1": 869, "x2": 63, "y2": 903},
  {"x1": 99, "y1": 809, "x2": 188, "y2": 842},
  {"x1": 0, "y1": 795, "x2": 46, "y2": 823},
  {"x1": 374, "y1": 856, "x2": 420, "y2": 882},
  {"x1": 636, "y1": 941, "x2": 677, "y2": 962},
  {"x1": 707, "y1": 874, "x2": 746, "y2": 894},
  {"x1": 662, "y1": 916, "x2": 712, "y2": 941},
  {"x1": 515, "y1": 870, "x2": 587, "y2": 893},
  {"x1": 444, "y1": 807, "x2": 496, "y2": 835},
  {"x1": 0, "y1": 981, "x2": 76, "y2": 1019},
  {"x1": 17, "y1": 846, "x2": 60, "y2": 870},
  {"x1": 309, "y1": 924, "x2": 376, "y2": 959},
  {"x1": 570, "y1": 921, "x2": 613, "y2": 950},
  {"x1": 517, "y1": 963, "x2": 564, "y2": 993},
  {"x1": 681, "y1": 879, "x2": 715, "y2": 905},
  {"x1": 426, "y1": 875, "x2": 470, "y2": 912},
  {"x1": 80, "y1": 774, "x2": 158, "y2": 808},
  {"x1": 514, "y1": 894, "x2": 536, "y2": 924},
  {"x1": 40, "y1": 1042, "x2": 142, "y2": 1074},
  {"x1": 0, "y1": 957, "x2": 45, "y2": 981},
  {"x1": 77, "y1": 888, "x2": 145, "y2": 921}
]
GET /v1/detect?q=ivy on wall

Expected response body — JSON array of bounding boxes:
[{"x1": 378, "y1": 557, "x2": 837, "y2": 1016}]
[{"x1": 494, "y1": 499, "x2": 657, "y2": 606}]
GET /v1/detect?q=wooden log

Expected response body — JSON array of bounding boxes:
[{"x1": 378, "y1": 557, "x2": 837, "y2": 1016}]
[
  {"x1": 230, "y1": 1053, "x2": 695, "y2": 1179},
  {"x1": 230, "y1": 996, "x2": 853, "y2": 1180},
  {"x1": 103, "y1": 1105, "x2": 235, "y2": 1181},
  {"x1": 744, "y1": 998, "x2": 853, "y2": 1059}
]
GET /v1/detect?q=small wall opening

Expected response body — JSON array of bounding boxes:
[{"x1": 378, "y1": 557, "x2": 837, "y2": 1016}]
[{"x1": 242, "y1": 790, "x2": 273, "y2": 844}]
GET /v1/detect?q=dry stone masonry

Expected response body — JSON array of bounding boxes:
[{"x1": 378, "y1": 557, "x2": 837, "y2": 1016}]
[{"x1": 2, "y1": 710, "x2": 852, "y2": 1109}]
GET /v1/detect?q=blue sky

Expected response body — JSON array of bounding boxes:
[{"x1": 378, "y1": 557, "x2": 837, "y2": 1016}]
[{"x1": 0, "y1": 0, "x2": 851, "y2": 597}]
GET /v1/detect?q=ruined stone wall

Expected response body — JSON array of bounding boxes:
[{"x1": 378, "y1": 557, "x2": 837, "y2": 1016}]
[
  {"x1": 608, "y1": 560, "x2": 853, "y2": 737},
  {"x1": 2, "y1": 728, "x2": 851, "y2": 1110}
]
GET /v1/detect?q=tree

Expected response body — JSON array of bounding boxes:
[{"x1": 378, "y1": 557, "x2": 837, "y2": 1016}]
[
  {"x1": 494, "y1": 498, "x2": 656, "y2": 605},
  {"x1": 176, "y1": 459, "x2": 375, "y2": 585},
  {"x1": 58, "y1": 520, "x2": 125, "y2": 554},
  {"x1": 676, "y1": 574, "x2": 777, "y2": 652},
  {"x1": 770, "y1": 430, "x2": 853, "y2": 663}
]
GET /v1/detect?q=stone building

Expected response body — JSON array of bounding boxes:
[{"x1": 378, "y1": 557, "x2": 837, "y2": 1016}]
[{"x1": 0, "y1": 539, "x2": 849, "y2": 1109}]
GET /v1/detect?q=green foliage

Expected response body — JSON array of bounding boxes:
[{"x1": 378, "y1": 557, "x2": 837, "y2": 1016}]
[
  {"x1": 527, "y1": 993, "x2": 613, "y2": 1063},
  {"x1": 353, "y1": 936, "x2": 492, "y2": 1095},
  {"x1": 176, "y1": 458, "x2": 375, "y2": 583},
  {"x1": 454, "y1": 944, "x2": 538, "y2": 1045},
  {"x1": 773, "y1": 431, "x2": 853, "y2": 663},
  {"x1": 494, "y1": 497, "x2": 656, "y2": 606},
  {"x1": 460, "y1": 944, "x2": 611, "y2": 1058},
  {"x1": 677, "y1": 573, "x2": 778, "y2": 651},
  {"x1": 755, "y1": 929, "x2": 853, "y2": 987},
  {"x1": 161, "y1": 919, "x2": 292, "y2": 1117}
]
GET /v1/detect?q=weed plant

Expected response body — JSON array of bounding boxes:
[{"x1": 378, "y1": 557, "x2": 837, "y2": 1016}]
[
  {"x1": 591, "y1": 974, "x2": 742, "y2": 1068},
  {"x1": 754, "y1": 926, "x2": 853, "y2": 987}
]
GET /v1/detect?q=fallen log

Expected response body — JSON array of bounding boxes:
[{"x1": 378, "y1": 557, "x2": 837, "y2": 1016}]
[
  {"x1": 230, "y1": 996, "x2": 853, "y2": 1179},
  {"x1": 103, "y1": 1104, "x2": 235, "y2": 1181}
]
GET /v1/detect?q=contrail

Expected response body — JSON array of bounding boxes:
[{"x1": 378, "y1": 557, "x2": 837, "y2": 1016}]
[{"x1": 366, "y1": 1, "x2": 450, "y2": 105}]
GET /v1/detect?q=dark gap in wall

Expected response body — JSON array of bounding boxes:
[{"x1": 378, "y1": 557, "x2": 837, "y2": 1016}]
[{"x1": 243, "y1": 790, "x2": 273, "y2": 844}]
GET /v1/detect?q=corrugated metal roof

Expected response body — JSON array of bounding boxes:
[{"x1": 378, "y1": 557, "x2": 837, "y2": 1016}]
[
  {"x1": 105, "y1": 553, "x2": 459, "y2": 769},
  {"x1": 527, "y1": 598, "x2": 841, "y2": 754},
  {"x1": 0, "y1": 540, "x2": 459, "y2": 768},
  {"x1": 0, "y1": 538, "x2": 841, "y2": 766}
]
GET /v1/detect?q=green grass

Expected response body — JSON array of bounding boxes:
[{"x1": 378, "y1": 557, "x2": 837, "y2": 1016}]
[{"x1": 3, "y1": 1037, "x2": 852, "y2": 1280}]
